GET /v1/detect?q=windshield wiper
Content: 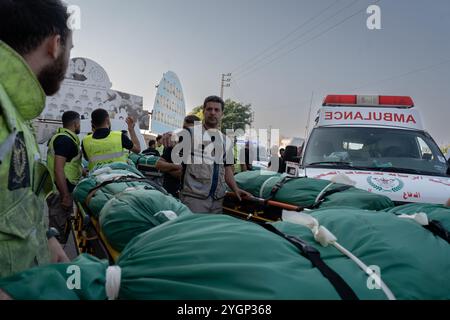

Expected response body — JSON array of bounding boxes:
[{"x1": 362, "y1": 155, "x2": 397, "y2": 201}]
[
  {"x1": 362, "y1": 166, "x2": 429, "y2": 175},
  {"x1": 307, "y1": 161, "x2": 354, "y2": 168},
  {"x1": 306, "y1": 161, "x2": 448, "y2": 177},
  {"x1": 307, "y1": 163, "x2": 437, "y2": 176}
]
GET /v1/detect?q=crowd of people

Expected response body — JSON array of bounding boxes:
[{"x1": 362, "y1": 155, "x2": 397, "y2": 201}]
[
  {"x1": 0, "y1": 0, "x2": 254, "y2": 279},
  {"x1": 1, "y1": 0, "x2": 448, "y2": 297}
]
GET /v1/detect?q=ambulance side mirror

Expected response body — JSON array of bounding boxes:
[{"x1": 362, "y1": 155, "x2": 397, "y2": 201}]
[
  {"x1": 285, "y1": 161, "x2": 300, "y2": 176},
  {"x1": 284, "y1": 145, "x2": 300, "y2": 163}
]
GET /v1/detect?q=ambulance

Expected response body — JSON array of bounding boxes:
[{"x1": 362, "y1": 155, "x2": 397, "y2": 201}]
[{"x1": 298, "y1": 95, "x2": 450, "y2": 205}]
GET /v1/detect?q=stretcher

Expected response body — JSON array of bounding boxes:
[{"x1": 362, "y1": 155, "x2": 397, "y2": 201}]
[
  {"x1": 223, "y1": 191, "x2": 304, "y2": 223},
  {"x1": 71, "y1": 201, "x2": 120, "y2": 263},
  {"x1": 71, "y1": 192, "x2": 282, "y2": 261}
]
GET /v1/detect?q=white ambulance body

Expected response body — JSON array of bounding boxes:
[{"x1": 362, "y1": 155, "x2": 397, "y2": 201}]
[{"x1": 299, "y1": 95, "x2": 450, "y2": 205}]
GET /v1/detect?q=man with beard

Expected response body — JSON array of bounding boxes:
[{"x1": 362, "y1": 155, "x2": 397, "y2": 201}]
[
  {"x1": 0, "y1": 0, "x2": 73, "y2": 277},
  {"x1": 178, "y1": 96, "x2": 250, "y2": 213},
  {"x1": 46, "y1": 111, "x2": 83, "y2": 243}
]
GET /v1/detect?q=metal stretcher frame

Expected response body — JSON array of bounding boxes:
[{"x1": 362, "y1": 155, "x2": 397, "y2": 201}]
[
  {"x1": 70, "y1": 186, "x2": 303, "y2": 260},
  {"x1": 72, "y1": 202, "x2": 120, "y2": 263},
  {"x1": 223, "y1": 192, "x2": 304, "y2": 222}
]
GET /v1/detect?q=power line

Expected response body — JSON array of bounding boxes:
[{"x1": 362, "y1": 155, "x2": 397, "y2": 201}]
[
  {"x1": 229, "y1": 80, "x2": 242, "y2": 102},
  {"x1": 230, "y1": 79, "x2": 247, "y2": 103},
  {"x1": 236, "y1": 0, "x2": 381, "y2": 81},
  {"x1": 350, "y1": 57, "x2": 450, "y2": 91},
  {"x1": 234, "y1": 0, "x2": 361, "y2": 78},
  {"x1": 231, "y1": 0, "x2": 341, "y2": 75},
  {"x1": 235, "y1": 0, "x2": 372, "y2": 80}
]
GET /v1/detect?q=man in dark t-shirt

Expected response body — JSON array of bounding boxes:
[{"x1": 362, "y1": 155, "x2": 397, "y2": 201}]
[
  {"x1": 161, "y1": 115, "x2": 200, "y2": 197},
  {"x1": 142, "y1": 139, "x2": 160, "y2": 157},
  {"x1": 52, "y1": 134, "x2": 79, "y2": 192},
  {"x1": 46, "y1": 111, "x2": 83, "y2": 243}
]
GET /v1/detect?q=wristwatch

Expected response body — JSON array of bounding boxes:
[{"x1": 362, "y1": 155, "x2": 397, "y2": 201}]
[{"x1": 46, "y1": 227, "x2": 60, "y2": 240}]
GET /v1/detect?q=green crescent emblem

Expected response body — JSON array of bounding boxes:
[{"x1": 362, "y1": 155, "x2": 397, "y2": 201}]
[{"x1": 367, "y1": 176, "x2": 404, "y2": 192}]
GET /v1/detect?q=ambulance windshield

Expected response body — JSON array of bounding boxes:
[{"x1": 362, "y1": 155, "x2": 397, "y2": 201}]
[{"x1": 303, "y1": 127, "x2": 449, "y2": 177}]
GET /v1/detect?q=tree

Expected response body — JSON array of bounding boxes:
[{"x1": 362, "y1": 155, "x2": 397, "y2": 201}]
[
  {"x1": 190, "y1": 99, "x2": 253, "y2": 133},
  {"x1": 190, "y1": 105, "x2": 204, "y2": 122},
  {"x1": 442, "y1": 145, "x2": 449, "y2": 156}
]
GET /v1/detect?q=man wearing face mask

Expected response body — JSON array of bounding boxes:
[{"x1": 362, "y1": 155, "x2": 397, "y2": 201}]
[
  {"x1": 46, "y1": 111, "x2": 82, "y2": 243},
  {"x1": 82, "y1": 108, "x2": 141, "y2": 171},
  {"x1": 0, "y1": 0, "x2": 73, "y2": 277}
]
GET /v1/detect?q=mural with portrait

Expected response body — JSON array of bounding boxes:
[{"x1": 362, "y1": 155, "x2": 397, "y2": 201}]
[{"x1": 36, "y1": 57, "x2": 149, "y2": 144}]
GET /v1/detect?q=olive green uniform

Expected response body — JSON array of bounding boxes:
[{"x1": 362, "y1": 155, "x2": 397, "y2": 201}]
[{"x1": 0, "y1": 41, "x2": 52, "y2": 277}]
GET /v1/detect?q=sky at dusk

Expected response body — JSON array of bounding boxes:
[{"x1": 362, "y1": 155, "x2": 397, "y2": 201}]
[{"x1": 69, "y1": 0, "x2": 450, "y2": 145}]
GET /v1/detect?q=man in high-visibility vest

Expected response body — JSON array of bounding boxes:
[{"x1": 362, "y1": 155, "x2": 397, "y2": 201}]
[
  {"x1": 82, "y1": 108, "x2": 141, "y2": 171},
  {"x1": 46, "y1": 111, "x2": 82, "y2": 243}
]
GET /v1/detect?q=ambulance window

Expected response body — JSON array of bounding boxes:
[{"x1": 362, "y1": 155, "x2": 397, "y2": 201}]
[
  {"x1": 417, "y1": 137, "x2": 434, "y2": 160},
  {"x1": 304, "y1": 127, "x2": 447, "y2": 176}
]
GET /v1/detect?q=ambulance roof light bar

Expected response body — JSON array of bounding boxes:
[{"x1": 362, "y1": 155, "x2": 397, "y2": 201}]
[{"x1": 323, "y1": 95, "x2": 414, "y2": 108}]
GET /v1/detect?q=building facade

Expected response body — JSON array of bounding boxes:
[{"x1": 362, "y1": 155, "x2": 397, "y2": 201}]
[
  {"x1": 150, "y1": 71, "x2": 186, "y2": 134},
  {"x1": 34, "y1": 57, "x2": 149, "y2": 144}
]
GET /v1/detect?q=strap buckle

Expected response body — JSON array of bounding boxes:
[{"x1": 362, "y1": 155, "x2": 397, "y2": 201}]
[{"x1": 286, "y1": 235, "x2": 319, "y2": 255}]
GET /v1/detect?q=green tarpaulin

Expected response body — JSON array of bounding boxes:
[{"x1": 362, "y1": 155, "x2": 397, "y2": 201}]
[
  {"x1": 100, "y1": 188, "x2": 192, "y2": 251},
  {"x1": 3, "y1": 164, "x2": 446, "y2": 300},
  {"x1": 233, "y1": 170, "x2": 394, "y2": 210},
  {"x1": 0, "y1": 254, "x2": 108, "y2": 300},
  {"x1": 128, "y1": 153, "x2": 160, "y2": 167},
  {"x1": 279, "y1": 208, "x2": 450, "y2": 299},
  {"x1": 73, "y1": 163, "x2": 164, "y2": 218},
  {"x1": 72, "y1": 163, "x2": 191, "y2": 251},
  {"x1": 1, "y1": 210, "x2": 449, "y2": 300},
  {"x1": 383, "y1": 203, "x2": 450, "y2": 231}
]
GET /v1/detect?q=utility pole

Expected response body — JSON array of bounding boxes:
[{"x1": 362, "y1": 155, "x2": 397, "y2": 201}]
[
  {"x1": 269, "y1": 124, "x2": 272, "y2": 148},
  {"x1": 220, "y1": 73, "x2": 232, "y2": 99},
  {"x1": 305, "y1": 91, "x2": 314, "y2": 139}
]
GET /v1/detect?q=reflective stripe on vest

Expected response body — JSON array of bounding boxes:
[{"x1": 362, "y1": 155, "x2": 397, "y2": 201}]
[
  {"x1": 89, "y1": 151, "x2": 125, "y2": 162},
  {"x1": 83, "y1": 131, "x2": 127, "y2": 171}
]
